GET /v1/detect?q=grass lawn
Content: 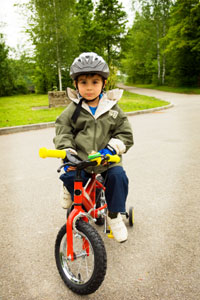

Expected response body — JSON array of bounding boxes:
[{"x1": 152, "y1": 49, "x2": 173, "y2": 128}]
[
  {"x1": 125, "y1": 83, "x2": 200, "y2": 94},
  {"x1": 0, "y1": 91, "x2": 169, "y2": 128},
  {"x1": 119, "y1": 91, "x2": 169, "y2": 112}
]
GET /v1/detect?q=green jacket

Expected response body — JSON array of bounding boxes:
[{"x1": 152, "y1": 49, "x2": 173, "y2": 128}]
[{"x1": 53, "y1": 88, "x2": 134, "y2": 173}]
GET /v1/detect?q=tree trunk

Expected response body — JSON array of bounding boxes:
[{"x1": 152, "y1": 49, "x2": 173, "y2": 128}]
[
  {"x1": 53, "y1": 0, "x2": 62, "y2": 91},
  {"x1": 162, "y1": 55, "x2": 165, "y2": 84},
  {"x1": 156, "y1": 22, "x2": 160, "y2": 83},
  {"x1": 58, "y1": 61, "x2": 62, "y2": 91},
  {"x1": 162, "y1": 20, "x2": 166, "y2": 85}
]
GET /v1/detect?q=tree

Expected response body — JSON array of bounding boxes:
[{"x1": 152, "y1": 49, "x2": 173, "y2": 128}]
[
  {"x1": 150, "y1": 0, "x2": 172, "y2": 84},
  {"x1": 121, "y1": 9, "x2": 157, "y2": 84},
  {"x1": 121, "y1": 0, "x2": 173, "y2": 85},
  {"x1": 94, "y1": 0, "x2": 127, "y2": 65},
  {"x1": 130, "y1": 0, "x2": 172, "y2": 84},
  {"x1": 9, "y1": 51, "x2": 35, "y2": 94},
  {"x1": 92, "y1": 0, "x2": 127, "y2": 88},
  {"x1": 26, "y1": 0, "x2": 79, "y2": 93},
  {"x1": 0, "y1": 34, "x2": 15, "y2": 96},
  {"x1": 164, "y1": 0, "x2": 200, "y2": 86},
  {"x1": 75, "y1": 0, "x2": 96, "y2": 53},
  {"x1": 123, "y1": 0, "x2": 199, "y2": 86}
]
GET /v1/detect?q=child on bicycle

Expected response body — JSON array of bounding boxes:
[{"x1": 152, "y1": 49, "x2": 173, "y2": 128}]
[{"x1": 53, "y1": 52, "x2": 134, "y2": 243}]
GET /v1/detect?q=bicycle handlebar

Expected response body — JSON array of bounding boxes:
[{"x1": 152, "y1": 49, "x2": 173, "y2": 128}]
[
  {"x1": 39, "y1": 147, "x2": 66, "y2": 159},
  {"x1": 104, "y1": 154, "x2": 121, "y2": 163},
  {"x1": 88, "y1": 152, "x2": 120, "y2": 164},
  {"x1": 39, "y1": 148, "x2": 120, "y2": 165}
]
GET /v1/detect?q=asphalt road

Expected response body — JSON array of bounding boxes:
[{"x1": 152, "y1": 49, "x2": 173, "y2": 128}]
[{"x1": 0, "y1": 87, "x2": 200, "y2": 300}]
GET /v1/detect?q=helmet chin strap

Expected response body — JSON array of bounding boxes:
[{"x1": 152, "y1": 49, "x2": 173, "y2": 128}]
[
  {"x1": 71, "y1": 92, "x2": 102, "y2": 123},
  {"x1": 79, "y1": 95, "x2": 99, "y2": 103},
  {"x1": 71, "y1": 81, "x2": 104, "y2": 123}
]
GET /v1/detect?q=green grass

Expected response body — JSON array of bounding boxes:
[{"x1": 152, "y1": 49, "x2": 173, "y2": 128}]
[
  {"x1": 119, "y1": 91, "x2": 169, "y2": 112},
  {"x1": 125, "y1": 83, "x2": 200, "y2": 94},
  {"x1": 0, "y1": 92, "x2": 169, "y2": 128},
  {"x1": 0, "y1": 94, "x2": 63, "y2": 127}
]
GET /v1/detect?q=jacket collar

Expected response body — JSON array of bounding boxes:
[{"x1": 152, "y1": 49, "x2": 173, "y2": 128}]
[{"x1": 66, "y1": 88, "x2": 123, "y2": 119}]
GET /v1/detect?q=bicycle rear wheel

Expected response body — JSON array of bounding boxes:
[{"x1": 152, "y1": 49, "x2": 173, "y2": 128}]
[{"x1": 55, "y1": 219, "x2": 107, "y2": 295}]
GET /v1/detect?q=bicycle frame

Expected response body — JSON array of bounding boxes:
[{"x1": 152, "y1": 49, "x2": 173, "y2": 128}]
[
  {"x1": 66, "y1": 171, "x2": 107, "y2": 261},
  {"x1": 38, "y1": 148, "x2": 121, "y2": 261}
]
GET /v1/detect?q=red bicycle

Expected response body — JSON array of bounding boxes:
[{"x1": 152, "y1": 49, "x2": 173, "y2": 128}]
[{"x1": 39, "y1": 148, "x2": 134, "y2": 295}]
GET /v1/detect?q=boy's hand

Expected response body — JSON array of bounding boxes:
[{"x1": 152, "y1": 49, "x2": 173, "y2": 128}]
[
  {"x1": 89, "y1": 150, "x2": 109, "y2": 166},
  {"x1": 99, "y1": 147, "x2": 117, "y2": 166},
  {"x1": 66, "y1": 166, "x2": 77, "y2": 172},
  {"x1": 64, "y1": 165, "x2": 77, "y2": 172},
  {"x1": 89, "y1": 150, "x2": 108, "y2": 166},
  {"x1": 99, "y1": 145, "x2": 116, "y2": 156}
]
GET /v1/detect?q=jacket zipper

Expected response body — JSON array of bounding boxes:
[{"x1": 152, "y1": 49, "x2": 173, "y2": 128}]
[{"x1": 93, "y1": 119, "x2": 97, "y2": 151}]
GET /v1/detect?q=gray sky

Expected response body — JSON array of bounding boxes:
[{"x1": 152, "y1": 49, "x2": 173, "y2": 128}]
[
  {"x1": 0, "y1": 0, "x2": 134, "y2": 50},
  {"x1": 0, "y1": 0, "x2": 29, "y2": 49}
]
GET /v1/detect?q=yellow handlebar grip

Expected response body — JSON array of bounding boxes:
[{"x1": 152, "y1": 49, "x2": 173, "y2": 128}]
[
  {"x1": 106, "y1": 154, "x2": 120, "y2": 163},
  {"x1": 90, "y1": 156, "x2": 102, "y2": 166},
  {"x1": 39, "y1": 147, "x2": 66, "y2": 159}
]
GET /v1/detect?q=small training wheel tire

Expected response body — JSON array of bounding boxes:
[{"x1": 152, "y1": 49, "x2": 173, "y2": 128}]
[{"x1": 129, "y1": 207, "x2": 134, "y2": 227}]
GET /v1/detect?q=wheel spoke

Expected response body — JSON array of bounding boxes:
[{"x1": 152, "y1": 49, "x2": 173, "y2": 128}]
[{"x1": 55, "y1": 220, "x2": 107, "y2": 294}]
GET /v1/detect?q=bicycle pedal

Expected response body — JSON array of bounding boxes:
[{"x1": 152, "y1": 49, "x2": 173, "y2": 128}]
[{"x1": 107, "y1": 226, "x2": 114, "y2": 239}]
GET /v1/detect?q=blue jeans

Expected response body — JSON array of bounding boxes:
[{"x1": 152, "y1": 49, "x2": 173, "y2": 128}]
[{"x1": 60, "y1": 166, "x2": 129, "y2": 213}]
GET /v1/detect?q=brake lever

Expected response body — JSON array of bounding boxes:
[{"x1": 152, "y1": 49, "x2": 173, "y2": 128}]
[
  {"x1": 57, "y1": 151, "x2": 82, "y2": 172},
  {"x1": 101, "y1": 155, "x2": 109, "y2": 165},
  {"x1": 65, "y1": 151, "x2": 82, "y2": 164}
]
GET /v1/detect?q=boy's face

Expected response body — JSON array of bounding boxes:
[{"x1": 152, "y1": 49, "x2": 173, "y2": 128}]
[{"x1": 76, "y1": 74, "x2": 104, "y2": 101}]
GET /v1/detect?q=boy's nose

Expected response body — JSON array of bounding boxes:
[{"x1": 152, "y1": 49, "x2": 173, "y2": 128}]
[{"x1": 86, "y1": 85, "x2": 92, "y2": 90}]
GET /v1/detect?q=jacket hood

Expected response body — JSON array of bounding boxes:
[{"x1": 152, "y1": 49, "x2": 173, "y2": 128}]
[
  {"x1": 66, "y1": 88, "x2": 123, "y2": 119},
  {"x1": 66, "y1": 87, "x2": 123, "y2": 103}
]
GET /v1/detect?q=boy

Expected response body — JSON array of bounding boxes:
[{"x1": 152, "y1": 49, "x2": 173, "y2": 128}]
[{"x1": 53, "y1": 52, "x2": 133, "y2": 242}]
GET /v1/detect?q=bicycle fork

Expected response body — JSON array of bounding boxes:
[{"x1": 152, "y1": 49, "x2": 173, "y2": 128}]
[{"x1": 66, "y1": 179, "x2": 90, "y2": 261}]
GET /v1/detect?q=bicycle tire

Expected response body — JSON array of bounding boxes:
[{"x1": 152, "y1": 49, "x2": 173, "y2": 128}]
[{"x1": 55, "y1": 219, "x2": 107, "y2": 295}]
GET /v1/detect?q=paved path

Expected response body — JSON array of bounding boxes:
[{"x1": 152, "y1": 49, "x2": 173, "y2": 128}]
[{"x1": 0, "y1": 87, "x2": 200, "y2": 300}]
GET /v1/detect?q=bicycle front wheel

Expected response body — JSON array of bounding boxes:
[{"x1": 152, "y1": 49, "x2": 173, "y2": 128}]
[{"x1": 55, "y1": 220, "x2": 107, "y2": 295}]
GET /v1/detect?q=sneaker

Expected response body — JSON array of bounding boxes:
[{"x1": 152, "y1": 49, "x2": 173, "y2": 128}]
[
  {"x1": 60, "y1": 184, "x2": 72, "y2": 209},
  {"x1": 107, "y1": 213, "x2": 128, "y2": 243}
]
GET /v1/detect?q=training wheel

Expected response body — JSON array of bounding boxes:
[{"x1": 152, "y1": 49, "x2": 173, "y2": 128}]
[{"x1": 129, "y1": 206, "x2": 134, "y2": 227}]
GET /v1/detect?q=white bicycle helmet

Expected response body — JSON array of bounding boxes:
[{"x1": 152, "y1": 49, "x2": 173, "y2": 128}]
[{"x1": 70, "y1": 52, "x2": 109, "y2": 80}]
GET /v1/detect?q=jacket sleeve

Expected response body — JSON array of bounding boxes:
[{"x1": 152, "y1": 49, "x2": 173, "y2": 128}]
[
  {"x1": 53, "y1": 104, "x2": 77, "y2": 151},
  {"x1": 108, "y1": 105, "x2": 134, "y2": 155}
]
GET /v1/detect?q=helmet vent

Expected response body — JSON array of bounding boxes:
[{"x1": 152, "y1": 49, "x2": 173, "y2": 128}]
[{"x1": 70, "y1": 52, "x2": 109, "y2": 79}]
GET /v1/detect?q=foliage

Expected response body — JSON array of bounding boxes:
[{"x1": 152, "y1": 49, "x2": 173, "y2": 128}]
[
  {"x1": 75, "y1": 0, "x2": 127, "y2": 89},
  {"x1": 122, "y1": 0, "x2": 200, "y2": 87},
  {"x1": 10, "y1": 53, "x2": 35, "y2": 94},
  {"x1": 164, "y1": 0, "x2": 200, "y2": 86},
  {"x1": 0, "y1": 34, "x2": 15, "y2": 96},
  {"x1": 94, "y1": 0, "x2": 127, "y2": 65},
  {"x1": 121, "y1": 9, "x2": 157, "y2": 84},
  {"x1": 121, "y1": 0, "x2": 172, "y2": 85},
  {"x1": 26, "y1": 0, "x2": 79, "y2": 93},
  {"x1": 75, "y1": 0, "x2": 95, "y2": 53},
  {"x1": 1, "y1": 0, "x2": 200, "y2": 97},
  {"x1": 0, "y1": 34, "x2": 35, "y2": 96}
]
